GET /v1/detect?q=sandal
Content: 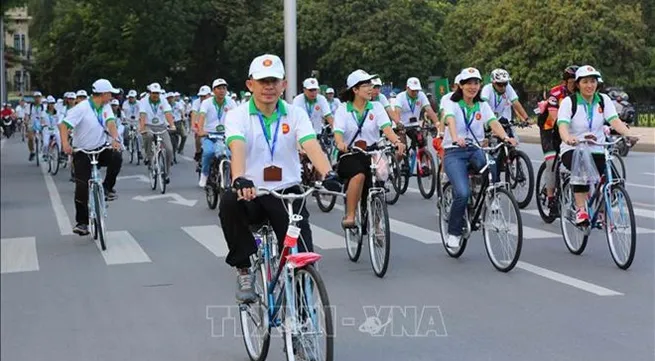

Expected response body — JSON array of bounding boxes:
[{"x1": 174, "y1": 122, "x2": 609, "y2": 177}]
[{"x1": 341, "y1": 217, "x2": 357, "y2": 229}]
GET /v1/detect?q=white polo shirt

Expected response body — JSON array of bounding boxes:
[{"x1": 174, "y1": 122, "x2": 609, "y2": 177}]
[
  {"x1": 199, "y1": 96, "x2": 238, "y2": 133},
  {"x1": 372, "y1": 93, "x2": 391, "y2": 109},
  {"x1": 170, "y1": 100, "x2": 184, "y2": 121},
  {"x1": 15, "y1": 104, "x2": 25, "y2": 119},
  {"x1": 43, "y1": 110, "x2": 58, "y2": 128},
  {"x1": 292, "y1": 94, "x2": 332, "y2": 134},
  {"x1": 333, "y1": 101, "x2": 391, "y2": 146},
  {"x1": 439, "y1": 92, "x2": 454, "y2": 112},
  {"x1": 481, "y1": 83, "x2": 519, "y2": 120},
  {"x1": 191, "y1": 98, "x2": 202, "y2": 114},
  {"x1": 122, "y1": 100, "x2": 140, "y2": 122},
  {"x1": 26, "y1": 103, "x2": 45, "y2": 125},
  {"x1": 225, "y1": 98, "x2": 316, "y2": 191},
  {"x1": 441, "y1": 98, "x2": 496, "y2": 149},
  {"x1": 62, "y1": 99, "x2": 116, "y2": 150},
  {"x1": 139, "y1": 97, "x2": 172, "y2": 126},
  {"x1": 328, "y1": 98, "x2": 342, "y2": 114},
  {"x1": 557, "y1": 92, "x2": 618, "y2": 154},
  {"x1": 394, "y1": 91, "x2": 430, "y2": 127}
]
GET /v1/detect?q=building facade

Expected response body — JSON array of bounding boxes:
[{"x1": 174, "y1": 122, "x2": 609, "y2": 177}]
[{"x1": 3, "y1": 6, "x2": 32, "y2": 96}]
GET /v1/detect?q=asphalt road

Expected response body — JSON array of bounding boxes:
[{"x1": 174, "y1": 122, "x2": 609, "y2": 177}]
[{"x1": 1, "y1": 135, "x2": 653, "y2": 361}]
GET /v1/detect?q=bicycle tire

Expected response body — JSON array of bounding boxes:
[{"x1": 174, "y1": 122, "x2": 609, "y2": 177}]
[
  {"x1": 417, "y1": 151, "x2": 437, "y2": 199},
  {"x1": 129, "y1": 136, "x2": 135, "y2": 164},
  {"x1": 439, "y1": 182, "x2": 468, "y2": 258},
  {"x1": 94, "y1": 184, "x2": 107, "y2": 251},
  {"x1": 316, "y1": 193, "x2": 336, "y2": 212},
  {"x1": 35, "y1": 138, "x2": 40, "y2": 166},
  {"x1": 206, "y1": 159, "x2": 219, "y2": 210},
  {"x1": 482, "y1": 188, "x2": 523, "y2": 272},
  {"x1": 158, "y1": 151, "x2": 167, "y2": 194},
  {"x1": 344, "y1": 206, "x2": 363, "y2": 262},
  {"x1": 89, "y1": 184, "x2": 98, "y2": 240},
  {"x1": 239, "y1": 261, "x2": 271, "y2": 361},
  {"x1": 605, "y1": 184, "x2": 636, "y2": 270},
  {"x1": 559, "y1": 178, "x2": 589, "y2": 255},
  {"x1": 221, "y1": 159, "x2": 231, "y2": 194},
  {"x1": 535, "y1": 162, "x2": 557, "y2": 224},
  {"x1": 398, "y1": 156, "x2": 410, "y2": 195},
  {"x1": 50, "y1": 143, "x2": 60, "y2": 175},
  {"x1": 385, "y1": 155, "x2": 401, "y2": 205},
  {"x1": 369, "y1": 193, "x2": 391, "y2": 277},
  {"x1": 508, "y1": 150, "x2": 534, "y2": 209},
  {"x1": 283, "y1": 264, "x2": 334, "y2": 361},
  {"x1": 610, "y1": 155, "x2": 627, "y2": 181}
]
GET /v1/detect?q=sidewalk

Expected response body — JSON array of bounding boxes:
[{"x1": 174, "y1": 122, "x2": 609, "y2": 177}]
[{"x1": 515, "y1": 126, "x2": 655, "y2": 152}]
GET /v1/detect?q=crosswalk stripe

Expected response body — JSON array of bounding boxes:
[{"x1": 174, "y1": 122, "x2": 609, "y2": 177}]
[
  {"x1": 182, "y1": 225, "x2": 229, "y2": 258},
  {"x1": 310, "y1": 224, "x2": 345, "y2": 250},
  {"x1": 523, "y1": 209, "x2": 655, "y2": 235},
  {"x1": 1, "y1": 237, "x2": 39, "y2": 274},
  {"x1": 99, "y1": 231, "x2": 152, "y2": 265},
  {"x1": 633, "y1": 207, "x2": 655, "y2": 220}
]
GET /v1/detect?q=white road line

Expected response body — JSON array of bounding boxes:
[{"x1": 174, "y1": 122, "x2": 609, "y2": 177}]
[
  {"x1": 524, "y1": 208, "x2": 655, "y2": 235},
  {"x1": 626, "y1": 182, "x2": 655, "y2": 190},
  {"x1": 98, "y1": 231, "x2": 152, "y2": 265},
  {"x1": 178, "y1": 154, "x2": 195, "y2": 162},
  {"x1": 310, "y1": 224, "x2": 345, "y2": 250},
  {"x1": 633, "y1": 207, "x2": 655, "y2": 220},
  {"x1": 1, "y1": 237, "x2": 40, "y2": 274},
  {"x1": 633, "y1": 201, "x2": 655, "y2": 209},
  {"x1": 0, "y1": 138, "x2": 6, "y2": 150},
  {"x1": 182, "y1": 225, "x2": 229, "y2": 258},
  {"x1": 643, "y1": 172, "x2": 655, "y2": 176},
  {"x1": 41, "y1": 163, "x2": 74, "y2": 235},
  {"x1": 516, "y1": 261, "x2": 623, "y2": 296}
]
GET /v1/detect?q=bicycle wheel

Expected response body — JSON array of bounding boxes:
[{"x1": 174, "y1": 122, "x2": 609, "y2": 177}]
[
  {"x1": 316, "y1": 192, "x2": 336, "y2": 213},
  {"x1": 239, "y1": 261, "x2": 271, "y2": 361},
  {"x1": 344, "y1": 205, "x2": 363, "y2": 262},
  {"x1": 94, "y1": 184, "x2": 107, "y2": 251},
  {"x1": 397, "y1": 156, "x2": 410, "y2": 195},
  {"x1": 385, "y1": 155, "x2": 401, "y2": 205},
  {"x1": 610, "y1": 155, "x2": 627, "y2": 181},
  {"x1": 559, "y1": 178, "x2": 589, "y2": 255},
  {"x1": 49, "y1": 143, "x2": 60, "y2": 175},
  {"x1": 89, "y1": 185, "x2": 98, "y2": 240},
  {"x1": 35, "y1": 138, "x2": 40, "y2": 166},
  {"x1": 283, "y1": 264, "x2": 334, "y2": 361},
  {"x1": 604, "y1": 184, "x2": 636, "y2": 269},
  {"x1": 129, "y1": 136, "x2": 135, "y2": 164},
  {"x1": 222, "y1": 159, "x2": 231, "y2": 192},
  {"x1": 417, "y1": 151, "x2": 436, "y2": 199},
  {"x1": 158, "y1": 151, "x2": 167, "y2": 194},
  {"x1": 535, "y1": 162, "x2": 557, "y2": 224},
  {"x1": 482, "y1": 188, "x2": 523, "y2": 272},
  {"x1": 206, "y1": 160, "x2": 219, "y2": 210},
  {"x1": 506, "y1": 150, "x2": 534, "y2": 209},
  {"x1": 439, "y1": 182, "x2": 467, "y2": 258},
  {"x1": 368, "y1": 193, "x2": 391, "y2": 277}
]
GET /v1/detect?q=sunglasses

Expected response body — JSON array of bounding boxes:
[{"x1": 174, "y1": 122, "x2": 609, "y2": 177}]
[{"x1": 495, "y1": 83, "x2": 508, "y2": 88}]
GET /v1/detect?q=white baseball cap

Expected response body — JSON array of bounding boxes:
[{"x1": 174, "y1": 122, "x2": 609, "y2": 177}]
[
  {"x1": 166, "y1": 92, "x2": 175, "y2": 98},
  {"x1": 197, "y1": 85, "x2": 211, "y2": 96},
  {"x1": 65, "y1": 92, "x2": 76, "y2": 99},
  {"x1": 92, "y1": 79, "x2": 119, "y2": 94},
  {"x1": 140, "y1": 92, "x2": 147, "y2": 99},
  {"x1": 406, "y1": 77, "x2": 422, "y2": 91},
  {"x1": 76, "y1": 90, "x2": 88, "y2": 97},
  {"x1": 303, "y1": 78, "x2": 320, "y2": 90},
  {"x1": 127, "y1": 90, "x2": 137, "y2": 97},
  {"x1": 174, "y1": 92, "x2": 180, "y2": 97},
  {"x1": 231, "y1": 93, "x2": 237, "y2": 98},
  {"x1": 346, "y1": 69, "x2": 378, "y2": 89},
  {"x1": 110, "y1": 99, "x2": 120, "y2": 106},
  {"x1": 148, "y1": 83, "x2": 164, "y2": 94},
  {"x1": 249, "y1": 54, "x2": 285, "y2": 80},
  {"x1": 454, "y1": 74, "x2": 462, "y2": 85},
  {"x1": 46, "y1": 95, "x2": 56, "y2": 103},
  {"x1": 212, "y1": 78, "x2": 228, "y2": 88},
  {"x1": 325, "y1": 87, "x2": 335, "y2": 94},
  {"x1": 371, "y1": 78, "x2": 382, "y2": 86},
  {"x1": 458, "y1": 67, "x2": 483, "y2": 83},
  {"x1": 575, "y1": 65, "x2": 602, "y2": 81},
  {"x1": 244, "y1": 91, "x2": 251, "y2": 97},
  {"x1": 33, "y1": 91, "x2": 43, "y2": 97}
]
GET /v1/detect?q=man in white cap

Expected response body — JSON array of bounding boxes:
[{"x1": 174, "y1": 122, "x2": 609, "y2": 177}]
[
  {"x1": 325, "y1": 87, "x2": 341, "y2": 114},
  {"x1": 166, "y1": 92, "x2": 186, "y2": 160},
  {"x1": 242, "y1": 91, "x2": 251, "y2": 105},
  {"x1": 191, "y1": 85, "x2": 212, "y2": 162},
  {"x1": 219, "y1": 54, "x2": 340, "y2": 303},
  {"x1": 122, "y1": 89, "x2": 142, "y2": 160},
  {"x1": 293, "y1": 77, "x2": 333, "y2": 137},
  {"x1": 59, "y1": 79, "x2": 123, "y2": 236},
  {"x1": 371, "y1": 77, "x2": 400, "y2": 124},
  {"x1": 139, "y1": 83, "x2": 176, "y2": 183},
  {"x1": 75, "y1": 90, "x2": 88, "y2": 105},
  {"x1": 481, "y1": 68, "x2": 530, "y2": 127},
  {"x1": 196, "y1": 78, "x2": 238, "y2": 187},
  {"x1": 394, "y1": 76, "x2": 439, "y2": 151},
  {"x1": 24, "y1": 91, "x2": 44, "y2": 161}
]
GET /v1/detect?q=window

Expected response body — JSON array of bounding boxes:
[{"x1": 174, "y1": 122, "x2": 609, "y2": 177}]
[
  {"x1": 14, "y1": 71, "x2": 21, "y2": 88},
  {"x1": 20, "y1": 35, "x2": 26, "y2": 55},
  {"x1": 13, "y1": 34, "x2": 20, "y2": 52}
]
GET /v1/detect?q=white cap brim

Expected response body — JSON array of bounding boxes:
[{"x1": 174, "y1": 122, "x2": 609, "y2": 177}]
[{"x1": 251, "y1": 70, "x2": 284, "y2": 80}]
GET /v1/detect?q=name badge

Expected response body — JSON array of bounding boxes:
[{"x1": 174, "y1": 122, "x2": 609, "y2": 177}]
[
  {"x1": 354, "y1": 140, "x2": 367, "y2": 149},
  {"x1": 263, "y1": 165, "x2": 282, "y2": 181},
  {"x1": 152, "y1": 117, "x2": 160, "y2": 124},
  {"x1": 216, "y1": 124, "x2": 225, "y2": 132}
]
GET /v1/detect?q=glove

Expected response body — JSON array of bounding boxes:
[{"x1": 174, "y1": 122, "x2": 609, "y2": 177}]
[
  {"x1": 321, "y1": 171, "x2": 342, "y2": 192},
  {"x1": 232, "y1": 177, "x2": 255, "y2": 190}
]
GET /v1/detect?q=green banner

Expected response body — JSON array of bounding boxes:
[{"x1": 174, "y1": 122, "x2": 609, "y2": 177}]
[{"x1": 433, "y1": 78, "x2": 450, "y2": 104}]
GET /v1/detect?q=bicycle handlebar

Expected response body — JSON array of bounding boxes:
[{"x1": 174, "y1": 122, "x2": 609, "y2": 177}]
[
  {"x1": 73, "y1": 145, "x2": 113, "y2": 155},
  {"x1": 146, "y1": 129, "x2": 170, "y2": 135},
  {"x1": 453, "y1": 139, "x2": 506, "y2": 152},
  {"x1": 255, "y1": 183, "x2": 324, "y2": 200},
  {"x1": 576, "y1": 137, "x2": 624, "y2": 147}
]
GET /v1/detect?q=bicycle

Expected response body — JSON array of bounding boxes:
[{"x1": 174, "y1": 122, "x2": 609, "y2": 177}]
[
  {"x1": 438, "y1": 140, "x2": 523, "y2": 272},
  {"x1": 203, "y1": 132, "x2": 231, "y2": 209},
  {"x1": 330, "y1": 141, "x2": 394, "y2": 277},
  {"x1": 379, "y1": 137, "x2": 402, "y2": 205},
  {"x1": 559, "y1": 138, "x2": 637, "y2": 269},
  {"x1": 45, "y1": 127, "x2": 62, "y2": 175},
  {"x1": 239, "y1": 184, "x2": 333, "y2": 361},
  {"x1": 74, "y1": 145, "x2": 112, "y2": 251},
  {"x1": 126, "y1": 124, "x2": 141, "y2": 165},
  {"x1": 146, "y1": 129, "x2": 169, "y2": 194},
  {"x1": 300, "y1": 151, "x2": 337, "y2": 213},
  {"x1": 397, "y1": 125, "x2": 438, "y2": 199}
]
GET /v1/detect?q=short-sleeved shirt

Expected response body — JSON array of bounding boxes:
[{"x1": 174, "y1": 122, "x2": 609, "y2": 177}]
[
  {"x1": 42, "y1": 110, "x2": 59, "y2": 128},
  {"x1": 481, "y1": 83, "x2": 519, "y2": 120},
  {"x1": 441, "y1": 98, "x2": 497, "y2": 149},
  {"x1": 292, "y1": 94, "x2": 332, "y2": 134},
  {"x1": 26, "y1": 103, "x2": 45, "y2": 125},
  {"x1": 333, "y1": 101, "x2": 391, "y2": 146},
  {"x1": 394, "y1": 91, "x2": 430, "y2": 127},
  {"x1": 557, "y1": 92, "x2": 618, "y2": 154},
  {"x1": 328, "y1": 98, "x2": 342, "y2": 114},
  {"x1": 372, "y1": 93, "x2": 391, "y2": 109},
  {"x1": 225, "y1": 98, "x2": 316, "y2": 190},
  {"x1": 199, "y1": 96, "x2": 238, "y2": 133},
  {"x1": 542, "y1": 84, "x2": 571, "y2": 130},
  {"x1": 15, "y1": 105, "x2": 25, "y2": 119},
  {"x1": 62, "y1": 99, "x2": 116, "y2": 150},
  {"x1": 170, "y1": 101, "x2": 184, "y2": 121},
  {"x1": 439, "y1": 92, "x2": 454, "y2": 113},
  {"x1": 122, "y1": 100, "x2": 140, "y2": 121},
  {"x1": 139, "y1": 98, "x2": 172, "y2": 126}
]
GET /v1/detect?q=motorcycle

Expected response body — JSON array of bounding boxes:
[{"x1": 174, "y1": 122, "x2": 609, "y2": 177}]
[
  {"x1": 2, "y1": 116, "x2": 14, "y2": 138},
  {"x1": 607, "y1": 89, "x2": 637, "y2": 157}
]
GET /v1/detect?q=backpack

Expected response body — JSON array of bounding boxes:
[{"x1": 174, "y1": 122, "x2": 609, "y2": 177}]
[{"x1": 569, "y1": 92, "x2": 605, "y2": 119}]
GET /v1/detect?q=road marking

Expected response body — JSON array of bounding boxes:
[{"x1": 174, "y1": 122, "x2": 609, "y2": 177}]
[
  {"x1": 1, "y1": 237, "x2": 40, "y2": 274},
  {"x1": 310, "y1": 224, "x2": 345, "y2": 250},
  {"x1": 633, "y1": 207, "x2": 655, "y2": 220},
  {"x1": 626, "y1": 182, "x2": 655, "y2": 190},
  {"x1": 41, "y1": 163, "x2": 74, "y2": 235},
  {"x1": 178, "y1": 154, "x2": 195, "y2": 162},
  {"x1": 98, "y1": 231, "x2": 152, "y2": 265},
  {"x1": 133, "y1": 193, "x2": 197, "y2": 207},
  {"x1": 633, "y1": 201, "x2": 655, "y2": 209},
  {"x1": 116, "y1": 174, "x2": 150, "y2": 183},
  {"x1": 516, "y1": 261, "x2": 623, "y2": 296},
  {"x1": 643, "y1": 172, "x2": 655, "y2": 176},
  {"x1": 0, "y1": 139, "x2": 6, "y2": 150},
  {"x1": 182, "y1": 225, "x2": 229, "y2": 258},
  {"x1": 523, "y1": 209, "x2": 654, "y2": 235}
]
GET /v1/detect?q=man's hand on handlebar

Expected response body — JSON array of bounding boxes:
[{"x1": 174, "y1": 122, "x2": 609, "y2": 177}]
[{"x1": 233, "y1": 177, "x2": 257, "y2": 201}]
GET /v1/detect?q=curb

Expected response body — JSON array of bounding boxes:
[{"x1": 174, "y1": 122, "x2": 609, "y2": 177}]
[{"x1": 517, "y1": 134, "x2": 655, "y2": 153}]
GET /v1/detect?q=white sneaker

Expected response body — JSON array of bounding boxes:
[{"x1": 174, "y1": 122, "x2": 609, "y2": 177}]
[
  {"x1": 198, "y1": 174, "x2": 208, "y2": 188},
  {"x1": 446, "y1": 234, "x2": 460, "y2": 249}
]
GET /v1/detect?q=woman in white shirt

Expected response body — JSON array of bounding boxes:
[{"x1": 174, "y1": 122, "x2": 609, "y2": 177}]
[
  {"x1": 440, "y1": 67, "x2": 517, "y2": 249},
  {"x1": 557, "y1": 65, "x2": 636, "y2": 225},
  {"x1": 42, "y1": 96, "x2": 62, "y2": 159},
  {"x1": 333, "y1": 70, "x2": 405, "y2": 228}
]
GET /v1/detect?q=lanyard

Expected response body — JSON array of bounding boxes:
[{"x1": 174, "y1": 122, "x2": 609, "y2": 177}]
[
  {"x1": 213, "y1": 98, "x2": 225, "y2": 121},
  {"x1": 582, "y1": 100, "x2": 594, "y2": 131},
  {"x1": 305, "y1": 100, "x2": 314, "y2": 118},
  {"x1": 149, "y1": 101, "x2": 159, "y2": 117},
  {"x1": 493, "y1": 91, "x2": 503, "y2": 111},
  {"x1": 459, "y1": 106, "x2": 480, "y2": 145},
  {"x1": 407, "y1": 94, "x2": 416, "y2": 113},
  {"x1": 256, "y1": 109, "x2": 282, "y2": 161},
  {"x1": 88, "y1": 99, "x2": 103, "y2": 127}
]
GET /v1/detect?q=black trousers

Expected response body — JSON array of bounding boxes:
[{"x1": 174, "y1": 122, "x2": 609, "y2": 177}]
[
  {"x1": 219, "y1": 186, "x2": 313, "y2": 268},
  {"x1": 561, "y1": 150, "x2": 606, "y2": 193},
  {"x1": 73, "y1": 148, "x2": 122, "y2": 224}
]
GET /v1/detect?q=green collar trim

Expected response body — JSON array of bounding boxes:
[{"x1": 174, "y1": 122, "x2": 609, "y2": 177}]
[
  {"x1": 248, "y1": 98, "x2": 287, "y2": 117},
  {"x1": 457, "y1": 99, "x2": 481, "y2": 114},
  {"x1": 346, "y1": 101, "x2": 374, "y2": 124},
  {"x1": 576, "y1": 92, "x2": 601, "y2": 106}
]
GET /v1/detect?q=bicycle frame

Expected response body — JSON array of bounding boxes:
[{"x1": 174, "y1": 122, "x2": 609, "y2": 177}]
[{"x1": 207, "y1": 133, "x2": 231, "y2": 189}]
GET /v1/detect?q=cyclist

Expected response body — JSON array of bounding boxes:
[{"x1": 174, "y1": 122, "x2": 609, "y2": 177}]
[
  {"x1": 110, "y1": 99, "x2": 124, "y2": 146},
  {"x1": 557, "y1": 66, "x2": 637, "y2": 225},
  {"x1": 219, "y1": 54, "x2": 340, "y2": 303},
  {"x1": 191, "y1": 85, "x2": 212, "y2": 162},
  {"x1": 25, "y1": 91, "x2": 45, "y2": 161},
  {"x1": 75, "y1": 90, "x2": 88, "y2": 105},
  {"x1": 441, "y1": 67, "x2": 517, "y2": 249},
  {"x1": 122, "y1": 90, "x2": 142, "y2": 159},
  {"x1": 481, "y1": 69, "x2": 530, "y2": 131},
  {"x1": 59, "y1": 79, "x2": 123, "y2": 236},
  {"x1": 41, "y1": 96, "x2": 62, "y2": 160},
  {"x1": 139, "y1": 82, "x2": 177, "y2": 184},
  {"x1": 170, "y1": 91, "x2": 187, "y2": 154},
  {"x1": 292, "y1": 77, "x2": 334, "y2": 135},
  {"x1": 325, "y1": 87, "x2": 342, "y2": 114},
  {"x1": 333, "y1": 69, "x2": 406, "y2": 228},
  {"x1": 196, "y1": 78, "x2": 238, "y2": 187},
  {"x1": 371, "y1": 77, "x2": 400, "y2": 125},
  {"x1": 394, "y1": 77, "x2": 440, "y2": 152}
]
